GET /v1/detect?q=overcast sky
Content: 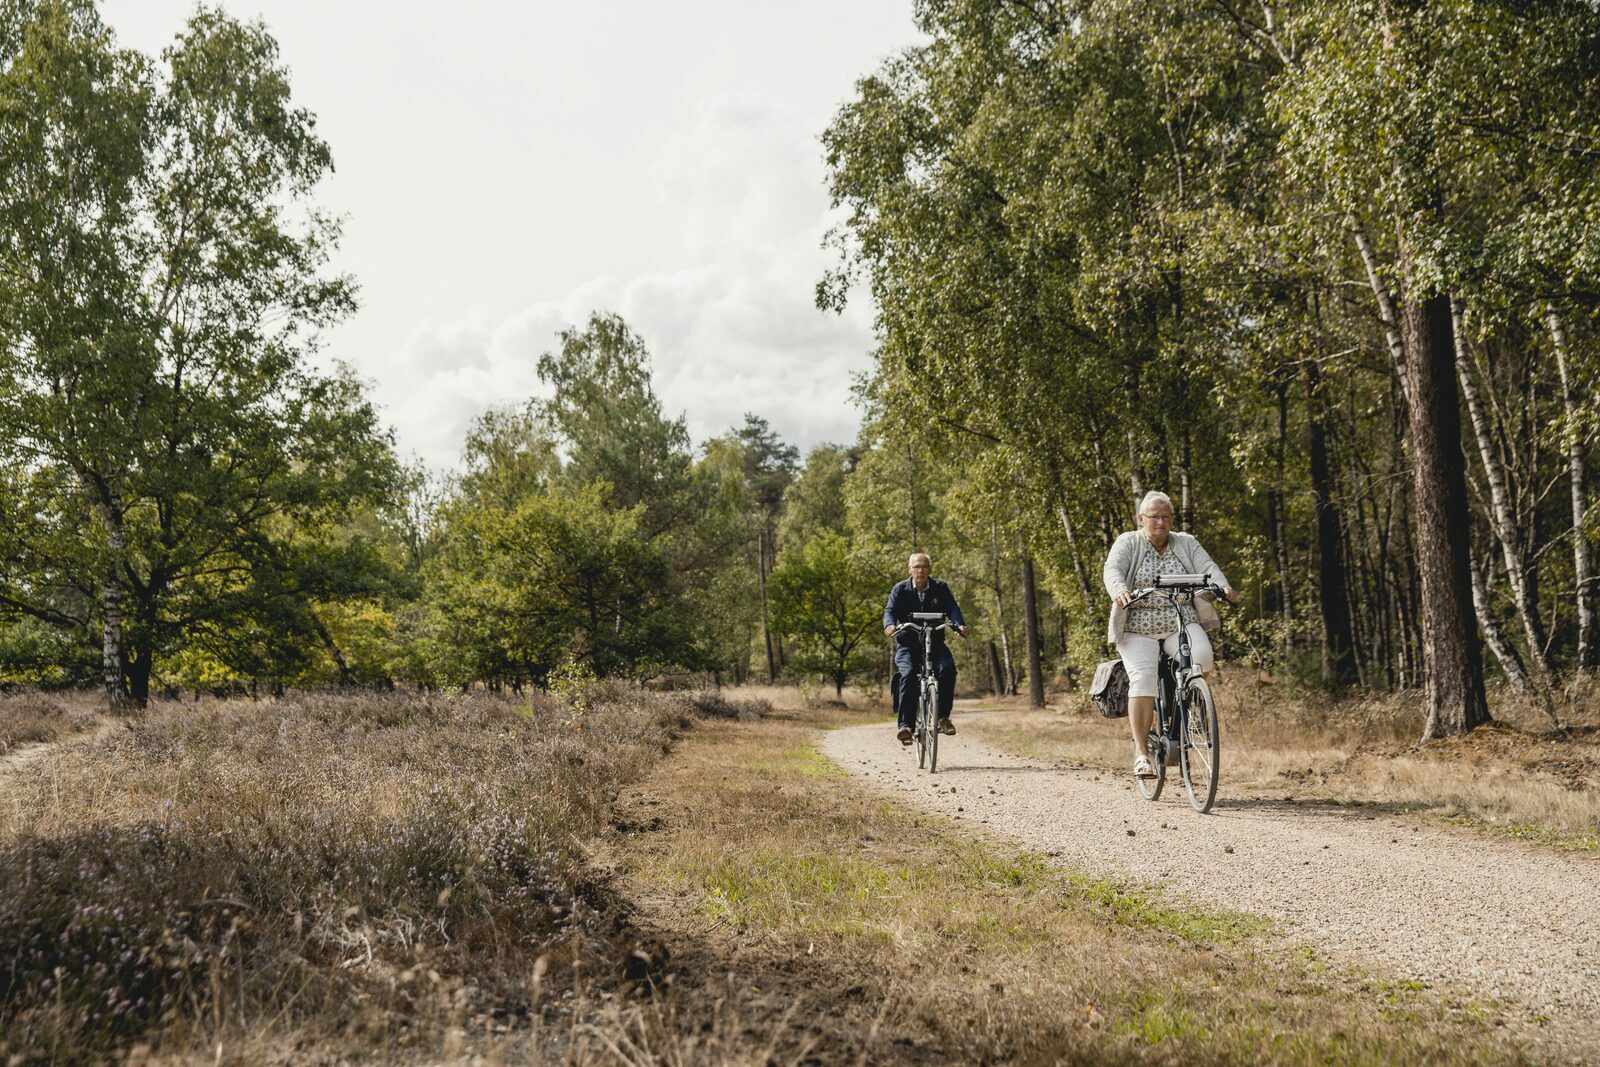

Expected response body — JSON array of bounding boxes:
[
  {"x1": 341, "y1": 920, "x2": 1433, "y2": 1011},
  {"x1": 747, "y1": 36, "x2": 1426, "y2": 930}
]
[{"x1": 105, "y1": 1, "x2": 917, "y2": 471}]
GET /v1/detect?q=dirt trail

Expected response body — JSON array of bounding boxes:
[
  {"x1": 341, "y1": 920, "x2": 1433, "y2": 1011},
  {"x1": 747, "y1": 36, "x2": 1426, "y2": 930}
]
[
  {"x1": 0, "y1": 739, "x2": 64, "y2": 781},
  {"x1": 823, "y1": 715, "x2": 1600, "y2": 1050},
  {"x1": 0, "y1": 721, "x2": 117, "y2": 790}
]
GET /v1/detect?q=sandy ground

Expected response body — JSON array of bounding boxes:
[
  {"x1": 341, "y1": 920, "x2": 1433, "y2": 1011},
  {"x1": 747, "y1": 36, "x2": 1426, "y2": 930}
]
[{"x1": 823, "y1": 709, "x2": 1600, "y2": 1055}]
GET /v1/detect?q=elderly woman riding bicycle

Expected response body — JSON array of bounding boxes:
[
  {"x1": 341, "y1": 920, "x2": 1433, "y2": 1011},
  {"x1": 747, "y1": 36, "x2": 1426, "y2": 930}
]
[{"x1": 1103, "y1": 491, "x2": 1238, "y2": 779}]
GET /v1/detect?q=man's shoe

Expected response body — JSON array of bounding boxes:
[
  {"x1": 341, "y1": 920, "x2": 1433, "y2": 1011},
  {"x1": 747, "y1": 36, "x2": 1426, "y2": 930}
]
[
  {"x1": 937, "y1": 718, "x2": 956, "y2": 736},
  {"x1": 897, "y1": 726, "x2": 913, "y2": 745}
]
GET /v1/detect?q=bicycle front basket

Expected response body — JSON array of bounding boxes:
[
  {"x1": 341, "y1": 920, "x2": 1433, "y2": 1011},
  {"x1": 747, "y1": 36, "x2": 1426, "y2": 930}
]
[{"x1": 1089, "y1": 659, "x2": 1129, "y2": 718}]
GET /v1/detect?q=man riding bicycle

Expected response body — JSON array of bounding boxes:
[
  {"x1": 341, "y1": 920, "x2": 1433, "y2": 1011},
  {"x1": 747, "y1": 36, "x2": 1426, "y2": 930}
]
[{"x1": 884, "y1": 552, "x2": 969, "y2": 745}]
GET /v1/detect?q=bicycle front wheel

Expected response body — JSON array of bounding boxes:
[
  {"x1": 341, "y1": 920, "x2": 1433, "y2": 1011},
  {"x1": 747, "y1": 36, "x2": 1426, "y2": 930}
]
[
  {"x1": 914, "y1": 681, "x2": 928, "y2": 769},
  {"x1": 923, "y1": 680, "x2": 939, "y2": 773},
  {"x1": 1181, "y1": 677, "x2": 1220, "y2": 813}
]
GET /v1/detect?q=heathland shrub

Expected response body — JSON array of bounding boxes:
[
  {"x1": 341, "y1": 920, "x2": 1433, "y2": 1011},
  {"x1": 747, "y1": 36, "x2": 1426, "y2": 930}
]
[{"x1": 0, "y1": 688, "x2": 725, "y2": 1061}]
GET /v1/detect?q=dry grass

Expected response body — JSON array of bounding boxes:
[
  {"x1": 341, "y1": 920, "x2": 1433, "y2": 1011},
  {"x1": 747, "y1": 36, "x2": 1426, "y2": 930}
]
[
  {"x1": 0, "y1": 684, "x2": 771, "y2": 1065},
  {"x1": 602, "y1": 705, "x2": 1529, "y2": 1066},
  {"x1": 966, "y1": 674, "x2": 1600, "y2": 850},
  {"x1": 714, "y1": 681, "x2": 887, "y2": 712},
  {"x1": 0, "y1": 690, "x2": 102, "y2": 753},
  {"x1": 0, "y1": 678, "x2": 1559, "y2": 1064}
]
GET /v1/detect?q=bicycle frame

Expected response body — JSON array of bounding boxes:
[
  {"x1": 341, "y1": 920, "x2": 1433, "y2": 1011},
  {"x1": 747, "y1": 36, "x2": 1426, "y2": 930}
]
[
  {"x1": 896, "y1": 612, "x2": 949, "y2": 772},
  {"x1": 1153, "y1": 623, "x2": 1196, "y2": 766}
]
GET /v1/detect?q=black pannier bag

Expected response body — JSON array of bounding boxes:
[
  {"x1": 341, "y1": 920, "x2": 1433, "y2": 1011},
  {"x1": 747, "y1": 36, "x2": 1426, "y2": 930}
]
[{"x1": 1089, "y1": 659, "x2": 1128, "y2": 718}]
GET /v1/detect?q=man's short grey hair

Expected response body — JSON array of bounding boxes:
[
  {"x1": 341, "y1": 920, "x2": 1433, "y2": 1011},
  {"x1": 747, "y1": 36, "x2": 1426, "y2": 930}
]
[
  {"x1": 1138, "y1": 491, "x2": 1175, "y2": 516},
  {"x1": 908, "y1": 552, "x2": 932, "y2": 566}
]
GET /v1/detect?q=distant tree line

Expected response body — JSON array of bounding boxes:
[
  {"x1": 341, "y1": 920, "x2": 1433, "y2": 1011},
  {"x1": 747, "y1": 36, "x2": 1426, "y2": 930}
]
[
  {"x1": 10, "y1": 1, "x2": 1600, "y2": 744},
  {"x1": 0, "y1": 1, "x2": 1052, "y2": 711}
]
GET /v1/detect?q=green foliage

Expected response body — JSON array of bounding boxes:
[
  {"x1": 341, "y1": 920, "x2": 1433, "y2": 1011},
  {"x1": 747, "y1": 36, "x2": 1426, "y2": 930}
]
[
  {"x1": 0, "y1": 2, "x2": 395, "y2": 703},
  {"x1": 820, "y1": 0, "x2": 1600, "y2": 701},
  {"x1": 420, "y1": 484, "x2": 697, "y2": 686},
  {"x1": 540, "y1": 313, "x2": 707, "y2": 537},
  {"x1": 415, "y1": 314, "x2": 743, "y2": 686},
  {"x1": 778, "y1": 444, "x2": 853, "y2": 548},
  {"x1": 0, "y1": 617, "x2": 92, "y2": 687},
  {"x1": 769, "y1": 531, "x2": 883, "y2": 696}
]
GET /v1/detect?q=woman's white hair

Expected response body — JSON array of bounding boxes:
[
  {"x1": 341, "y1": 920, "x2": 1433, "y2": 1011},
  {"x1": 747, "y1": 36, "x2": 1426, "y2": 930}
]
[{"x1": 1138, "y1": 491, "x2": 1175, "y2": 516}]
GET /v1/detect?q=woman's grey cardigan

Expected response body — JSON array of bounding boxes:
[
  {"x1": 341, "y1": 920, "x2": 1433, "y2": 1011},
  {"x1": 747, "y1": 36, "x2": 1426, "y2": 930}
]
[{"x1": 1101, "y1": 531, "x2": 1230, "y2": 645}]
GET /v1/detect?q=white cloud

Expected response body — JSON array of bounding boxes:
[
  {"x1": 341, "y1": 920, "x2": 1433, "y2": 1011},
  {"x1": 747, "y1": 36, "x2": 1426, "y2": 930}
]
[{"x1": 390, "y1": 96, "x2": 876, "y2": 472}]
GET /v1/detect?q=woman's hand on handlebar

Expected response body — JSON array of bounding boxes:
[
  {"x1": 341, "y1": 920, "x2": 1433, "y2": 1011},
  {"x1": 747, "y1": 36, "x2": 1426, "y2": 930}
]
[
  {"x1": 1114, "y1": 590, "x2": 1133, "y2": 608},
  {"x1": 1208, "y1": 582, "x2": 1240, "y2": 604}
]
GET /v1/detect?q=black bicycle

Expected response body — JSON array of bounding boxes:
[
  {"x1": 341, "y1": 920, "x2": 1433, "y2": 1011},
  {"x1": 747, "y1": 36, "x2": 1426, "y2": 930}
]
[
  {"x1": 895, "y1": 612, "x2": 950, "y2": 773},
  {"x1": 1124, "y1": 575, "x2": 1225, "y2": 813}
]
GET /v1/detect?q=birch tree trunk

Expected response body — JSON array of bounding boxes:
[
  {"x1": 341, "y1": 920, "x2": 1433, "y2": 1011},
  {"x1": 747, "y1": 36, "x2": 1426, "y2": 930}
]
[
  {"x1": 990, "y1": 523, "x2": 1017, "y2": 694},
  {"x1": 1179, "y1": 428, "x2": 1194, "y2": 532},
  {"x1": 1451, "y1": 304, "x2": 1558, "y2": 708},
  {"x1": 93, "y1": 490, "x2": 130, "y2": 714},
  {"x1": 1055, "y1": 501, "x2": 1103, "y2": 639},
  {"x1": 1350, "y1": 216, "x2": 1410, "y2": 405},
  {"x1": 1548, "y1": 308, "x2": 1592, "y2": 675},
  {"x1": 1125, "y1": 367, "x2": 1145, "y2": 510},
  {"x1": 1091, "y1": 437, "x2": 1116, "y2": 550},
  {"x1": 1470, "y1": 548, "x2": 1530, "y2": 691},
  {"x1": 1269, "y1": 378, "x2": 1295, "y2": 659}
]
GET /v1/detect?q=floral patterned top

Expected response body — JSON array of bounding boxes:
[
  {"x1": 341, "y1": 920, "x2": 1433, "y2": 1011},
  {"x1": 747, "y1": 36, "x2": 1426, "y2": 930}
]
[{"x1": 1124, "y1": 537, "x2": 1199, "y2": 636}]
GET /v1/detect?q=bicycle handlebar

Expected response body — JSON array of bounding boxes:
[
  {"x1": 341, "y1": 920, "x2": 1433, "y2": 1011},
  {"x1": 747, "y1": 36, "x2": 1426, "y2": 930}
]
[
  {"x1": 1126, "y1": 579, "x2": 1229, "y2": 605},
  {"x1": 892, "y1": 615, "x2": 968, "y2": 637}
]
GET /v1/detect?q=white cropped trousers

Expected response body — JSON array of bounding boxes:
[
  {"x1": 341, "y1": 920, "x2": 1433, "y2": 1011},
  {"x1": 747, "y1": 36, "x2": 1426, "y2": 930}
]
[{"x1": 1114, "y1": 623, "x2": 1214, "y2": 699}]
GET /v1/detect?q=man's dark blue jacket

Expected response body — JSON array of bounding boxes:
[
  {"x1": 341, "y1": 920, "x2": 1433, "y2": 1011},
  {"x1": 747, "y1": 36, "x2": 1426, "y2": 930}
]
[{"x1": 883, "y1": 577, "x2": 966, "y2": 651}]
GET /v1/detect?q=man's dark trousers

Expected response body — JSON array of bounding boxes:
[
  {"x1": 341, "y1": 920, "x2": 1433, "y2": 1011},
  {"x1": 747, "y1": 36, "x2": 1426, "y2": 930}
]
[{"x1": 895, "y1": 644, "x2": 956, "y2": 729}]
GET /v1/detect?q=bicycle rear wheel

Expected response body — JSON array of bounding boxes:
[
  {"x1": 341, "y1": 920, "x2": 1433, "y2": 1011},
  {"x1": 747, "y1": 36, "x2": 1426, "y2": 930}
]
[
  {"x1": 1136, "y1": 729, "x2": 1165, "y2": 800},
  {"x1": 1181, "y1": 677, "x2": 1220, "y2": 813}
]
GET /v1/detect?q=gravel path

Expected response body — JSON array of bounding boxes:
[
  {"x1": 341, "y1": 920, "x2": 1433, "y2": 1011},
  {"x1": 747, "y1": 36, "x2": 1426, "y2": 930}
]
[{"x1": 822, "y1": 718, "x2": 1600, "y2": 1050}]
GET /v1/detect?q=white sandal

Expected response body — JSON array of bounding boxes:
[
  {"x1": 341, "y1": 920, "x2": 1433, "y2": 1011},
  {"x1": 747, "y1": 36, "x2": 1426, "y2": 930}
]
[{"x1": 1133, "y1": 754, "x2": 1156, "y2": 779}]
